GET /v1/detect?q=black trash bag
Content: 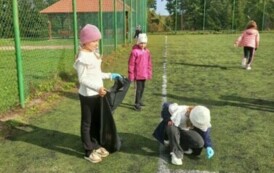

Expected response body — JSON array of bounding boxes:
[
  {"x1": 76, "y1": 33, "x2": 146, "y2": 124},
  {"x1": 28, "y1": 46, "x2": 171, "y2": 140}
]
[
  {"x1": 106, "y1": 76, "x2": 131, "y2": 112},
  {"x1": 99, "y1": 76, "x2": 130, "y2": 153}
]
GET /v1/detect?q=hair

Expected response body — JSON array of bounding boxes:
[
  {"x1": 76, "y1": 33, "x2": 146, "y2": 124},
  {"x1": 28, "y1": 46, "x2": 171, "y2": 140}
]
[
  {"x1": 185, "y1": 106, "x2": 194, "y2": 128},
  {"x1": 246, "y1": 20, "x2": 257, "y2": 30}
]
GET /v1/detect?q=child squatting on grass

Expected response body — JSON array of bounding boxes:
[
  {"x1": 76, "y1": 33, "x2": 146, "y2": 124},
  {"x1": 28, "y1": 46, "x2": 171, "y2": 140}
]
[
  {"x1": 153, "y1": 102, "x2": 214, "y2": 165},
  {"x1": 234, "y1": 20, "x2": 260, "y2": 70},
  {"x1": 128, "y1": 33, "x2": 152, "y2": 111},
  {"x1": 73, "y1": 24, "x2": 122, "y2": 163}
]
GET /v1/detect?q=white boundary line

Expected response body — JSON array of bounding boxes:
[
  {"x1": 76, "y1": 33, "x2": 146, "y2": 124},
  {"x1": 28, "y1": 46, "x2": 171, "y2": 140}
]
[{"x1": 157, "y1": 36, "x2": 217, "y2": 173}]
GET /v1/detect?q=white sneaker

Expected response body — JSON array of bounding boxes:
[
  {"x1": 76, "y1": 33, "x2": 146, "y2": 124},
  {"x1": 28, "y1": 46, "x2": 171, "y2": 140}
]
[
  {"x1": 95, "y1": 147, "x2": 109, "y2": 158},
  {"x1": 170, "y1": 152, "x2": 183, "y2": 165},
  {"x1": 163, "y1": 140, "x2": 170, "y2": 147},
  {"x1": 246, "y1": 65, "x2": 251, "y2": 70},
  {"x1": 84, "y1": 150, "x2": 102, "y2": 163},
  {"x1": 184, "y1": 148, "x2": 193, "y2": 154},
  {"x1": 241, "y1": 58, "x2": 247, "y2": 68}
]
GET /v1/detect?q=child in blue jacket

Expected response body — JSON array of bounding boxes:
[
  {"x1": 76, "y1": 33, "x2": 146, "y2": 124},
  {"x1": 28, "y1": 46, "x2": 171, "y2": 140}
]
[{"x1": 153, "y1": 102, "x2": 214, "y2": 165}]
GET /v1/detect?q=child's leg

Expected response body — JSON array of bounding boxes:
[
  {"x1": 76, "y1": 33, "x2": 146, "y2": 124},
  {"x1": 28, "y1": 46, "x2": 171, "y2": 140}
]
[
  {"x1": 135, "y1": 80, "x2": 145, "y2": 106},
  {"x1": 166, "y1": 125, "x2": 184, "y2": 159},
  {"x1": 242, "y1": 47, "x2": 249, "y2": 67},
  {"x1": 139, "y1": 80, "x2": 146, "y2": 105},
  {"x1": 245, "y1": 47, "x2": 255, "y2": 70},
  {"x1": 179, "y1": 129, "x2": 204, "y2": 155},
  {"x1": 246, "y1": 48, "x2": 255, "y2": 66},
  {"x1": 79, "y1": 94, "x2": 101, "y2": 156}
]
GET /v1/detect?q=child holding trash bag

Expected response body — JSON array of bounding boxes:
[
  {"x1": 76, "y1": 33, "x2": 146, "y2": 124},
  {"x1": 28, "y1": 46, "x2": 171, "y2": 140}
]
[
  {"x1": 74, "y1": 24, "x2": 122, "y2": 163},
  {"x1": 153, "y1": 102, "x2": 214, "y2": 165}
]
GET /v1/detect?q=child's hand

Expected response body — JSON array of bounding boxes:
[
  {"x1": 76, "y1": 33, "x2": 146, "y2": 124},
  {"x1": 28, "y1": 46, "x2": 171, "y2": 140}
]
[
  {"x1": 167, "y1": 121, "x2": 174, "y2": 126},
  {"x1": 111, "y1": 73, "x2": 122, "y2": 80},
  {"x1": 99, "y1": 87, "x2": 107, "y2": 97}
]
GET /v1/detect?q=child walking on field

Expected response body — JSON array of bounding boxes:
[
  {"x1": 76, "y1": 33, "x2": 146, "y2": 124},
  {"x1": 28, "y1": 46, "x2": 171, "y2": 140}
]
[
  {"x1": 73, "y1": 24, "x2": 122, "y2": 163},
  {"x1": 234, "y1": 20, "x2": 260, "y2": 70},
  {"x1": 128, "y1": 33, "x2": 152, "y2": 111}
]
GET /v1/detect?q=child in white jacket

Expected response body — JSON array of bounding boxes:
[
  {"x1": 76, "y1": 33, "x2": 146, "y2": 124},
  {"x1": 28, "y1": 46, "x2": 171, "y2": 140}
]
[{"x1": 74, "y1": 24, "x2": 121, "y2": 163}]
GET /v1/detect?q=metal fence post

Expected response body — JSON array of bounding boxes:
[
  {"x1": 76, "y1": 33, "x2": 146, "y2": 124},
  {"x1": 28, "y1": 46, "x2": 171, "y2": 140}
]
[
  {"x1": 12, "y1": 0, "x2": 25, "y2": 108},
  {"x1": 72, "y1": 0, "x2": 78, "y2": 54},
  {"x1": 99, "y1": 0, "x2": 103, "y2": 54}
]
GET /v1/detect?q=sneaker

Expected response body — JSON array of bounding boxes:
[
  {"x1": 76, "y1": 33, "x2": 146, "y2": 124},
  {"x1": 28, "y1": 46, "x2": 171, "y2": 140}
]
[
  {"x1": 140, "y1": 102, "x2": 146, "y2": 106},
  {"x1": 95, "y1": 147, "x2": 109, "y2": 158},
  {"x1": 241, "y1": 58, "x2": 247, "y2": 68},
  {"x1": 163, "y1": 140, "x2": 170, "y2": 147},
  {"x1": 134, "y1": 105, "x2": 142, "y2": 111},
  {"x1": 184, "y1": 148, "x2": 193, "y2": 155},
  {"x1": 246, "y1": 65, "x2": 251, "y2": 70},
  {"x1": 84, "y1": 150, "x2": 102, "y2": 163},
  {"x1": 170, "y1": 152, "x2": 183, "y2": 165}
]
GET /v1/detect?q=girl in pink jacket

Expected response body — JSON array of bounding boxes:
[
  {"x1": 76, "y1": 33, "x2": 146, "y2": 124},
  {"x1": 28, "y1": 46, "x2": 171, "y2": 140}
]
[
  {"x1": 235, "y1": 20, "x2": 260, "y2": 70},
  {"x1": 128, "y1": 33, "x2": 152, "y2": 111}
]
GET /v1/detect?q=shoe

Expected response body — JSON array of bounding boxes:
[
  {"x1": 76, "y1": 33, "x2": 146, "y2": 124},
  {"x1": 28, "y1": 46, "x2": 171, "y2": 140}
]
[
  {"x1": 95, "y1": 147, "x2": 109, "y2": 158},
  {"x1": 84, "y1": 150, "x2": 102, "y2": 163},
  {"x1": 163, "y1": 140, "x2": 170, "y2": 147},
  {"x1": 184, "y1": 148, "x2": 193, "y2": 155},
  {"x1": 170, "y1": 152, "x2": 183, "y2": 165},
  {"x1": 246, "y1": 65, "x2": 251, "y2": 70},
  {"x1": 134, "y1": 105, "x2": 142, "y2": 111},
  {"x1": 241, "y1": 58, "x2": 247, "y2": 68}
]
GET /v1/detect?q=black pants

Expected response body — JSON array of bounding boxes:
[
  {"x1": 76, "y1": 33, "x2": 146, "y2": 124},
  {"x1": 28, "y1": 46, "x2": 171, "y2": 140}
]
[
  {"x1": 79, "y1": 94, "x2": 101, "y2": 156},
  {"x1": 135, "y1": 80, "x2": 146, "y2": 106},
  {"x1": 244, "y1": 46, "x2": 255, "y2": 65},
  {"x1": 166, "y1": 125, "x2": 204, "y2": 159}
]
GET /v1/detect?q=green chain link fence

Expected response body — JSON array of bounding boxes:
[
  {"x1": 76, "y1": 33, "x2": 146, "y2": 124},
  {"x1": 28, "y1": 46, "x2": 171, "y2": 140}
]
[{"x1": 0, "y1": 0, "x2": 148, "y2": 115}]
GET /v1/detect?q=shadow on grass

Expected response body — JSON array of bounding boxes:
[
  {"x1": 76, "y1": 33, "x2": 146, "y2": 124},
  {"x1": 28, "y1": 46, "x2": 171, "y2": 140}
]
[
  {"x1": 4, "y1": 121, "x2": 159, "y2": 158},
  {"x1": 173, "y1": 62, "x2": 239, "y2": 70},
  {"x1": 5, "y1": 120, "x2": 83, "y2": 158},
  {"x1": 118, "y1": 102, "x2": 136, "y2": 110},
  {"x1": 118, "y1": 132, "x2": 159, "y2": 157},
  {"x1": 157, "y1": 93, "x2": 274, "y2": 112}
]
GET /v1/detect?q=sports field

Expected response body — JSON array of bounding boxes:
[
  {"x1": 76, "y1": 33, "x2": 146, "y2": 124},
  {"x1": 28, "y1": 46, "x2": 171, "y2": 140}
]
[{"x1": 0, "y1": 33, "x2": 274, "y2": 172}]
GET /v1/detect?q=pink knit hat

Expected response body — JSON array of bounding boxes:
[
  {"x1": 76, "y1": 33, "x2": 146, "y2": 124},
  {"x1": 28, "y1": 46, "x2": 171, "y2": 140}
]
[{"x1": 80, "y1": 24, "x2": 102, "y2": 44}]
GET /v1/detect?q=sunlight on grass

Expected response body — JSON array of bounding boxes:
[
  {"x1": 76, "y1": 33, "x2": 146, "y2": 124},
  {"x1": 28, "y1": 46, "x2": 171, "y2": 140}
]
[{"x1": 1, "y1": 33, "x2": 274, "y2": 172}]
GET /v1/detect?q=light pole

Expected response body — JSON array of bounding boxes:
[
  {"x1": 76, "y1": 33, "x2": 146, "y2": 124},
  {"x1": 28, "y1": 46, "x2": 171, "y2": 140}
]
[
  {"x1": 231, "y1": 0, "x2": 235, "y2": 32},
  {"x1": 262, "y1": 0, "x2": 266, "y2": 31},
  {"x1": 175, "y1": 0, "x2": 178, "y2": 33},
  {"x1": 203, "y1": 0, "x2": 206, "y2": 30}
]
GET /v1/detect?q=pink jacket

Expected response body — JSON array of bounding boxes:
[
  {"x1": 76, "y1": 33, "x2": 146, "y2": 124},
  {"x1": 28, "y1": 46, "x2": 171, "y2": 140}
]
[
  {"x1": 235, "y1": 28, "x2": 260, "y2": 48},
  {"x1": 128, "y1": 45, "x2": 152, "y2": 81}
]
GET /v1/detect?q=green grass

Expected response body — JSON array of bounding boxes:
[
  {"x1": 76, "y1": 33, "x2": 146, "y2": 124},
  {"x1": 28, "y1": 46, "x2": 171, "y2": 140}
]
[
  {"x1": 1, "y1": 33, "x2": 274, "y2": 172},
  {"x1": 0, "y1": 47, "x2": 75, "y2": 114}
]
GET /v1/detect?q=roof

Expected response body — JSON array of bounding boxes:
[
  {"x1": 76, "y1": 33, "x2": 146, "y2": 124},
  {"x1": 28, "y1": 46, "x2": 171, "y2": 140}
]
[{"x1": 40, "y1": 0, "x2": 130, "y2": 14}]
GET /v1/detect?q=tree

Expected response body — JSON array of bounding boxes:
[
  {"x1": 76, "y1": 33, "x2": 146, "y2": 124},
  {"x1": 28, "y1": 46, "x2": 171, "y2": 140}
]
[{"x1": 0, "y1": 0, "x2": 13, "y2": 38}]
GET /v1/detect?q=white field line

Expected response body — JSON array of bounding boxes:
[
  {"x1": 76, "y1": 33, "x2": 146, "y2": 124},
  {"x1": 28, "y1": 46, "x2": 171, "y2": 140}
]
[
  {"x1": 157, "y1": 36, "x2": 217, "y2": 173},
  {"x1": 0, "y1": 45, "x2": 73, "y2": 50}
]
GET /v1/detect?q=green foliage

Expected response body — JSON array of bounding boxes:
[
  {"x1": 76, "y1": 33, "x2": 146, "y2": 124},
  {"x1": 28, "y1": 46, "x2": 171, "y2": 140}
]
[
  {"x1": 0, "y1": 0, "x2": 13, "y2": 38},
  {"x1": 163, "y1": 0, "x2": 274, "y2": 31}
]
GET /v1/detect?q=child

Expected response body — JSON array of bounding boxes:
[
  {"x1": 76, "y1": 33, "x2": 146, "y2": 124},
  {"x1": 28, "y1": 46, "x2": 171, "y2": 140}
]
[
  {"x1": 128, "y1": 33, "x2": 152, "y2": 111},
  {"x1": 234, "y1": 20, "x2": 260, "y2": 70},
  {"x1": 153, "y1": 103, "x2": 214, "y2": 166},
  {"x1": 133, "y1": 25, "x2": 142, "y2": 39},
  {"x1": 73, "y1": 24, "x2": 122, "y2": 163}
]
